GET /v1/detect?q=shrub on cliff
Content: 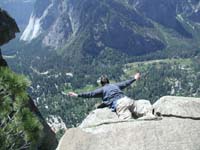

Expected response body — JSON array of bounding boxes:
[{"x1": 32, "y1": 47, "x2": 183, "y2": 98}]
[{"x1": 0, "y1": 67, "x2": 43, "y2": 150}]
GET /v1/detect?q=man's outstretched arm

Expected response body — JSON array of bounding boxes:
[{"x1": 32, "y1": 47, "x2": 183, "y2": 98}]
[
  {"x1": 115, "y1": 73, "x2": 141, "y2": 90},
  {"x1": 68, "y1": 87, "x2": 103, "y2": 98}
]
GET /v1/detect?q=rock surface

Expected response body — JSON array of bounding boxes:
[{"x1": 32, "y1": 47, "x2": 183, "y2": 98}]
[
  {"x1": 0, "y1": 50, "x2": 7, "y2": 66},
  {"x1": 0, "y1": 8, "x2": 19, "y2": 66},
  {"x1": 0, "y1": 8, "x2": 19, "y2": 45},
  {"x1": 57, "y1": 96, "x2": 200, "y2": 150},
  {"x1": 0, "y1": 0, "x2": 34, "y2": 30},
  {"x1": 153, "y1": 96, "x2": 200, "y2": 118},
  {"x1": 80, "y1": 99, "x2": 155, "y2": 128}
]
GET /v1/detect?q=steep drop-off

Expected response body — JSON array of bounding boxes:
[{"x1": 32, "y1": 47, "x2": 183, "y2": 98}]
[{"x1": 0, "y1": 8, "x2": 58, "y2": 150}]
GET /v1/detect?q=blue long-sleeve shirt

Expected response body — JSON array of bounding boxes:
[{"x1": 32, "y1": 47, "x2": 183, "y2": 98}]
[{"x1": 78, "y1": 78, "x2": 136, "y2": 111}]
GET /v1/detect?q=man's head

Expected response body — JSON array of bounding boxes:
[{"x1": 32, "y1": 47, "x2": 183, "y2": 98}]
[{"x1": 100, "y1": 75, "x2": 109, "y2": 86}]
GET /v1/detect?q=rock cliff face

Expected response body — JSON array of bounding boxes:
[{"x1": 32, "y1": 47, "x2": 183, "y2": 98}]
[
  {"x1": 57, "y1": 96, "x2": 200, "y2": 150},
  {"x1": 0, "y1": 0, "x2": 35, "y2": 31},
  {"x1": 21, "y1": 0, "x2": 200, "y2": 56},
  {"x1": 0, "y1": 49, "x2": 7, "y2": 66},
  {"x1": 0, "y1": 8, "x2": 20, "y2": 46},
  {"x1": 0, "y1": 8, "x2": 19, "y2": 66},
  {"x1": 21, "y1": 0, "x2": 166, "y2": 55},
  {"x1": 0, "y1": 8, "x2": 58, "y2": 149}
]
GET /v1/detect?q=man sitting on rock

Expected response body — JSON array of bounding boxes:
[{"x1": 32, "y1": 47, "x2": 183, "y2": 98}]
[{"x1": 68, "y1": 73, "x2": 141, "y2": 120}]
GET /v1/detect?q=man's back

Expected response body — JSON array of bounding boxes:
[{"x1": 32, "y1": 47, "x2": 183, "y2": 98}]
[
  {"x1": 102, "y1": 84, "x2": 124, "y2": 106},
  {"x1": 68, "y1": 73, "x2": 141, "y2": 118}
]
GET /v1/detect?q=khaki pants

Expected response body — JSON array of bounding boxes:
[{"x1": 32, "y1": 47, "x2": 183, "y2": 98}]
[{"x1": 115, "y1": 97, "x2": 135, "y2": 120}]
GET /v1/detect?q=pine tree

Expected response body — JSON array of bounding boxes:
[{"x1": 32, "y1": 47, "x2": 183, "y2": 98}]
[{"x1": 0, "y1": 67, "x2": 43, "y2": 150}]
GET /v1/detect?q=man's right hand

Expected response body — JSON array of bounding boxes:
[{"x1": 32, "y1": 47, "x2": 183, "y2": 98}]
[
  {"x1": 68, "y1": 92, "x2": 78, "y2": 97},
  {"x1": 134, "y1": 73, "x2": 141, "y2": 80}
]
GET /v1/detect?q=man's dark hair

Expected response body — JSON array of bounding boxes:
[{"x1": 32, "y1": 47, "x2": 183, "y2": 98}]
[{"x1": 100, "y1": 75, "x2": 109, "y2": 86}]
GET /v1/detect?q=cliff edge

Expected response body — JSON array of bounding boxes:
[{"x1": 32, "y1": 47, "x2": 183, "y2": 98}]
[
  {"x1": 0, "y1": 8, "x2": 58, "y2": 149},
  {"x1": 57, "y1": 96, "x2": 200, "y2": 150}
]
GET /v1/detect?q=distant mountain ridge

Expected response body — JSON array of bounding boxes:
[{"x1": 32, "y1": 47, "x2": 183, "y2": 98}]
[{"x1": 21, "y1": 0, "x2": 200, "y2": 56}]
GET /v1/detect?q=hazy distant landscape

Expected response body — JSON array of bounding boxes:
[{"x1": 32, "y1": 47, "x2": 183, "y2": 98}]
[{"x1": 1, "y1": 0, "x2": 200, "y2": 132}]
